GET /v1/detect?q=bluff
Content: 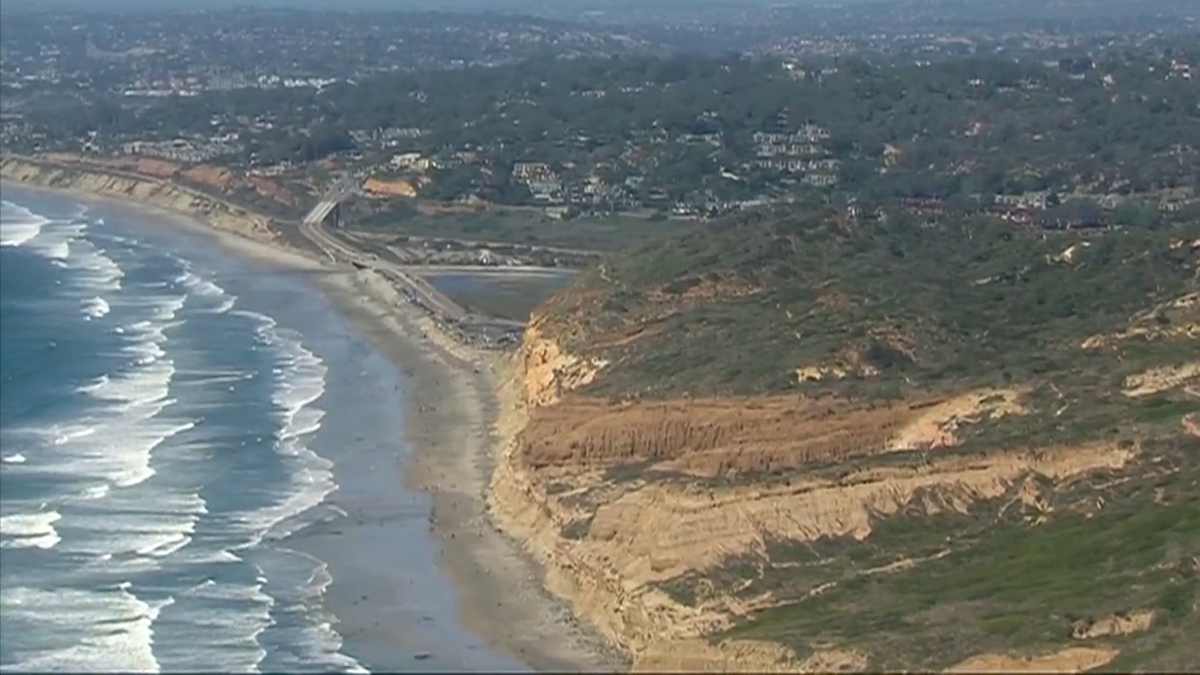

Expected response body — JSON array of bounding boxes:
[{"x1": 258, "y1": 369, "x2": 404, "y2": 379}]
[
  {"x1": 489, "y1": 207, "x2": 1200, "y2": 672},
  {"x1": 0, "y1": 156, "x2": 274, "y2": 241}
]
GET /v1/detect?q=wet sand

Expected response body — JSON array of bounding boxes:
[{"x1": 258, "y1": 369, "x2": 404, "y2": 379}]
[{"x1": 1, "y1": 180, "x2": 621, "y2": 672}]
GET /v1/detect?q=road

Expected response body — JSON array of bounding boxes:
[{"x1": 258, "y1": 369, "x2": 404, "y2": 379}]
[{"x1": 298, "y1": 204, "x2": 525, "y2": 330}]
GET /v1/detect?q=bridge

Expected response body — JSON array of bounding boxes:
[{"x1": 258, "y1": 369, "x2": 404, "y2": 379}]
[
  {"x1": 302, "y1": 175, "x2": 356, "y2": 228},
  {"x1": 304, "y1": 199, "x2": 341, "y2": 228},
  {"x1": 295, "y1": 175, "x2": 526, "y2": 337}
]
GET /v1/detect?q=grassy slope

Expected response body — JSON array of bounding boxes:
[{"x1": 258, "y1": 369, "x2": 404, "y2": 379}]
[
  {"x1": 550, "y1": 208, "x2": 1198, "y2": 400},
  {"x1": 536, "y1": 208, "x2": 1200, "y2": 669}
]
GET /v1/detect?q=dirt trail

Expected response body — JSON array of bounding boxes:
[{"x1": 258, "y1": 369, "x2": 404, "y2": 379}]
[
  {"x1": 1071, "y1": 610, "x2": 1156, "y2": 639},
  {"x1": 632, "y1": 639, "x2": 866, "y2": 672},
  {"x1": 886, "y1": 388, "x2": 1027, "y2": 450},
  {"x1": 945, "y1": 646, "x2": 1118, "y2": 673},
  {"x1": 1122, "y1": 362, "x2": 1200, "y2": 398}
]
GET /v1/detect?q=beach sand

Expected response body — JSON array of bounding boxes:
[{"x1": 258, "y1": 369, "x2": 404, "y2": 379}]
[{"x1": 1, "y1": 180, "x2": 621, "y2": 672}]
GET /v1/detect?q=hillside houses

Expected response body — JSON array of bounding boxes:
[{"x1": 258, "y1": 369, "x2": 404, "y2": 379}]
[{"x1": 751, "y1": 124, "x2": 839, "y2": 183}]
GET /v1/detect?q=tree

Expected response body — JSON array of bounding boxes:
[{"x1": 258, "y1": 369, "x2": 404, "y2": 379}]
[{"x1": 1114, "y1": 199, "x2": 1164, "y2": 229}]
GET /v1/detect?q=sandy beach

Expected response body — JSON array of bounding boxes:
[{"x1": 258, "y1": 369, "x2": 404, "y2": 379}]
[{"x1": 1, "y1": 178, "x2": 621, "y2": 672}]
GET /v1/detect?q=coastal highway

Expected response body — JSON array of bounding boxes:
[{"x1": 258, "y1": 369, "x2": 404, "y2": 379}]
[{"x1": 298, "y1": 201, "x2": 526, "y2": 331}]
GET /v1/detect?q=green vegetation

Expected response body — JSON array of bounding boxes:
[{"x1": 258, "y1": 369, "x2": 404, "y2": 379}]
[
  {"x1": 16, "y1": 40, "x2": 1198, "y2": 221},
  {"x1": 547, "y1": 208, "x2": 1199, "y2": 402},
  {"x1": 352, "y1": 204, "x2": 697, "y2": 251},
  {"x1": 699, "y1": 435, "x2": 1200, "y2": 671},
  {"x1": 541, "y1": 203, "x2": 1200, "y2": 670}
]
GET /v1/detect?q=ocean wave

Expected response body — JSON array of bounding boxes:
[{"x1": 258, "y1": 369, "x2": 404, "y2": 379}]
[
  {"x1": 57, "y1": 490, "x2": 205, "y2": 561},
  {"x1": 178, "y1": 368, "x2": 255, "y2": 387},
  {"x1": 212, "y1": 296, "x2": 237, "y2": 314},
  {"x1": 174, "y1": 269, "x2": 225, "y2": 298},
  {"x1": 152, "y1": 572, "x2": 272, "y2": 673},
  {"x1": 0, "y1": 510, "x2": 62, "y2": 549},
  {"x1": 50, "y1": 423, "x2": 99, "y2": 446},
  {"x1": 87, "y1": 357, "x2": 174, "y2": 410},
  {"x1": 297, "y1": 623, "x2": 371, "y2": 675},
  {"x1": 66, "y1": 244, "x2": 124, "y2": 294},
  {"x1": 0, "y1": 585, "x2": 169, "y2": 673},
  {"x1": 0, "y1": 200, "x2": 49, "y2": 248},
  {"x1": 76, "y1": 374, "x2": 110, "y2": 394},
  {"x1": 227, "y1": 321, "x2": 337, "y2": 549},
  {"x1": 1, "y1": 453, "x2": 27, "y2": 464},
  {"x1": 3, "y1": 206, "x2": 80, "y2": 261},
  {"x1": 181, "y1": 312, "x2": 366, "y2": 672},
  {"x1": 18, "y1": 357, "x2": 193, "y2": 490},
  {"x1": 1, "y1": 200, "x2": 125, "y2": 293},
  {"x1": 255, "y1": 547, "x2": 370, "y2": 674},
  {"x1": 77, "y1": 484, "x2": 111, "y2": 501},
  {"x1": 81, "y1": 296, "x2": 111, "y2": 320},
  {"x1": 172, "y1": 262, "x2": 241, "y2": 315},
  {"x1": 232, "y1": 316, "x2": 375, "y2": 674}
]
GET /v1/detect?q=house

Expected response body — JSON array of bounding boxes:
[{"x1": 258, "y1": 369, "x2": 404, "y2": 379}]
[
  {"x1": 993, "y1": 192, "x2": 1050, "y2": 210},
  {"x1": 390, "y1": 152, "x2": 429, "y2": 171},
  {"x1": 512, "y1": 162, "x2": 552, "y2": 182}
]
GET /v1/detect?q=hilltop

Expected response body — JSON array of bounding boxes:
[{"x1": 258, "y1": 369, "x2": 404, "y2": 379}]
[{"x1": 490, "y1": 210, "x2": 1200, "y2": 672}]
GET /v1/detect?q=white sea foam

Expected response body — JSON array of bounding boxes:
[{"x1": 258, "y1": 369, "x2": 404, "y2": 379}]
[
  {"x1": 176, "y1": 270, "x2": 225, "y2": 298},
  {"x1": 212, "y1": 296, "x2": 237, "y2": 314},
  {"x1": 153, "y1": 574, "x2": 272, "y2": 673},
  {"x1": 23, "y1": 219, "x2": 84, "y2": 262},
  {"x1": 78, "y1": 484, "x2": 111, "y2": 501},
  {"x1": 180, "y1": 368, "x2": 255, "y2": 387},
  {"x1": 67, "y1": 243, "x2": 124, "y2": 294},
  {"x1": 50, "y1": 423, "x2": 98, "y2": 446},
  {"x1": 173, "y1": 263, "x2": 239, "y2": 315},
  {"x1": 0, "y1": 586, "x2": 169, "y2": 673},
  {"x1": 292, "y1": 621, "x2": 370, "y2": 675},
  {"x1": 242, "y1": 319, "x2": 373, "y2": 671},
  {"x1": 1, "y1": 200, "x2": 124, "y2": 300},
  {"x1": 15, "y1": 295, "x2": 192, "y2": 492},
  {"x1": 227, "y1": 319, "x2": 338, "y2": 549},
  {"x1": 0, "y1": 200, "x2": 48, "y2": 247},
  {"x1": 0, "y1": 511, "x2": 62, "y2": 549},
  {"x1": 256, "y1": 548, "x2": 370, "y2": 674},
  {"x1": 1, "y1": 453, "x2": 27, "y2": 464},
  {"x1": 81, "y1": 296, "x2": 111, "y2": 320},
  {"x1": 89, "y1": 358, "x2": 173, "y2": 410},
  {"x1": 57, "y1": 489, "x2": 205, "y2": 563},
  {"x1": 76, "y1": 374, "x2": 110, "y2": 394},
  {"x1": 3, "y1": 229, "x2": 363, "y2": 672}
]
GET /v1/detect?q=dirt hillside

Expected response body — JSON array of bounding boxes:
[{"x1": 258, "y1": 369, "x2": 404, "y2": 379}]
[{"x1": 489, "y1": 209, "x2": 1200, "y2": 672}]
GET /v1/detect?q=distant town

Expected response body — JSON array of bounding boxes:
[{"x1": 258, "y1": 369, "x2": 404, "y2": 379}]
[{"x1": 1, "y1": 0, "x2": 1197, "y2": 238}]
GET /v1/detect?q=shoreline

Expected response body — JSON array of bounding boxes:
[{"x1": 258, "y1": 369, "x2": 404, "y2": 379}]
[{"x1": 1, "y1": 177, "x2": 622, "y2": 672}]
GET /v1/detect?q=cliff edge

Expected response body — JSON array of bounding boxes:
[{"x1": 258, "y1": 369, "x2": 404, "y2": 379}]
[
  {"x1": 1, "y1": 155, "x2": 275, "y2": 241},
  {"x1": 489, "y1": 208, "x2": 1200, "y2": 672}
]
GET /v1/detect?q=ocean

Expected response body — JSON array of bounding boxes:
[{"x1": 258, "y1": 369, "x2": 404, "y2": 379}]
[{"x1": 0, "y1": 189, "x2": 520, "y2": 673}]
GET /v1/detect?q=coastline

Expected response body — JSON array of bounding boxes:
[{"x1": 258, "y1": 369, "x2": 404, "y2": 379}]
[{"x1": 0, "y1": 174, "x2": 622, "y2": 672}]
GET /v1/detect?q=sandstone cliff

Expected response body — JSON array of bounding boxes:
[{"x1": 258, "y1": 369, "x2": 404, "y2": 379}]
[
  {"x1": 1, "y1": 156, "x2": 275, "y2": 241},
  {"x1": 487, "y1": 214, "x2": 1200, "y2": 672}
]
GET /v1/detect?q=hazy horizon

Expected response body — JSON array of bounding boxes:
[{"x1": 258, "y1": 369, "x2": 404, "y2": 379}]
[{"x1": 1, "y1": 0, "x2": 864, "y2": 15}]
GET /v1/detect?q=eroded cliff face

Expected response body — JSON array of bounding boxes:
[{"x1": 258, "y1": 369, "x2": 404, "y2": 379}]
[
  {"x1": 487, "y1": 310, "x2": 1196, "y2": 672},
  {"x1": 1, "y1": 157, "x2": 275, "y2": 241}
]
